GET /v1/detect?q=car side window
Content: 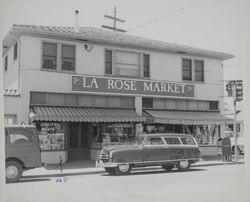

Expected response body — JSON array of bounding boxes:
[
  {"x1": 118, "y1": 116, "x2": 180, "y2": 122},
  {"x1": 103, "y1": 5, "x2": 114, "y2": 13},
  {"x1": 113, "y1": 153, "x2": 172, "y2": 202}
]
[
  {"x1": 164, "y1": 137, "x2": 181, "y2": 145},
  {"x1": 144, "y1": 137, "x2": 164, "y2": 145},
  {"x1": 180, "y1": 137, "x2": 195, "y2": 145},
  {"x1": 9, "y1": 130, "x2": 34, "y2": 144}
]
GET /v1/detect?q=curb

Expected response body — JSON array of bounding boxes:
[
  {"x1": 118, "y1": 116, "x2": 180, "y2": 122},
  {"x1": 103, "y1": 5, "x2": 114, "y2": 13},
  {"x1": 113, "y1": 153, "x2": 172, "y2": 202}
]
[
  {"x1": 192, "y1": 161, "x2": 244, "y2": 168},
  {"x1": 21, "y1": 161, "x2": 244, "y2": 179}
]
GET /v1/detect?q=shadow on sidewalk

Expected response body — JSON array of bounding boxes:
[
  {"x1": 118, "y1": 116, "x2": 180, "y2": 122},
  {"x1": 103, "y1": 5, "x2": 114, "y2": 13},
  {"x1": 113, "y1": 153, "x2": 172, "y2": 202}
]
[
  {"x1": 22, "y1": 170, "x2": 104, "y2": 179},
  {"x1": 44, "y1": 160, "x2": 96, "y2": 170}
]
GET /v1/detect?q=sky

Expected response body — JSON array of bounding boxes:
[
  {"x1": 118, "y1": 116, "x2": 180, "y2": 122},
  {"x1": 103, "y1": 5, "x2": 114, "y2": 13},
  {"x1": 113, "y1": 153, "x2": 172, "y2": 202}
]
[{"x1": 0, "y1": 0, "x2": 249, "y2": 115}]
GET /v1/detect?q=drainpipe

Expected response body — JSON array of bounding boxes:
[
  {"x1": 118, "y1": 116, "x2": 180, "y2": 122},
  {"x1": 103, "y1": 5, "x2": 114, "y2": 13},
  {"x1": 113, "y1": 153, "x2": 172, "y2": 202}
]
[{"x1": 18, "y1": 38, "x2": 21, "y2": 94}]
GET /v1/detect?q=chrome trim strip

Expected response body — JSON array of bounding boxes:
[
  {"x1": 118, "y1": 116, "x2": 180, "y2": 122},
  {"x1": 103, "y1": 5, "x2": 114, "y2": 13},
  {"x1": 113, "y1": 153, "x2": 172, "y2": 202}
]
[{"x1": 101, "y1": 158, "x2": 200, "y2": 166}]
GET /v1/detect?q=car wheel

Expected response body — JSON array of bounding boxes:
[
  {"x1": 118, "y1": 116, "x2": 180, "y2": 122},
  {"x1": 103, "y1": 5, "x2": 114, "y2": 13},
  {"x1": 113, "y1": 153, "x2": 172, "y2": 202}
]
[
  {"x1": 6, "y1": 161, "x2": 23, "y2": 183},
  {"x1": 115, "y1": 163, "x2": 132, "y2": 175},
  {"x1": 104, "y1": 167, "x2": 116, "y2": 175},
  {"x1": 232, "y1": 146, "x2": 241, "y2": 155},
  {"x1": 176, "y1": 160, "x2": 191, "y2": 171},
  {"x1": 162, "y1": 165, "x2": 175, "y2": 171}
]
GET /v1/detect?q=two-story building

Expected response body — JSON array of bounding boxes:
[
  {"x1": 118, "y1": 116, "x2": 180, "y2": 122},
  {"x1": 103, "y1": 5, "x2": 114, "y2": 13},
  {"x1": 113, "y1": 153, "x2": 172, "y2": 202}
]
[{"x1": 3, "y1": 24, "x2": 233, "y2": 163}]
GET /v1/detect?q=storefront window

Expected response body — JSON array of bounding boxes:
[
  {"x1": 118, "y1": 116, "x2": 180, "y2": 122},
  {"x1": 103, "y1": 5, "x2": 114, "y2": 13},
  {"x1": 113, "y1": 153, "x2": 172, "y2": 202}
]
[
  {"x1": 36, "y1": 122, "x2": 65, "y2": 151},
  {"x1": 92, "y1": 123, "x2": 135, "y2": 145},
  {"x1": 193, "y1": 125, "x2": 219, "y2": 145}
]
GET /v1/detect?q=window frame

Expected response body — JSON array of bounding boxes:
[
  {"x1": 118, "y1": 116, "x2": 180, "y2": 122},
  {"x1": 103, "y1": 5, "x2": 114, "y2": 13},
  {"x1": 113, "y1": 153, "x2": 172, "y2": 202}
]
[
  {"x1": 143, "y1": 54, "x2": 150, "y2": 78},
  {"x1": 6, "y1": 129, "x2": 35, "y2": 145},
  {"x1": 41, "y1": 41, "x2": 76, "y2": 73},
  {"x1": 209, "y1": 101, "x2": 219, "y2": 111},
  {"x1": 104, "y1": 49, "x2": 113, "y2": 75},
  {"x1": 13, "y1": 42, "x2": 18, "y2": 61},
  {"x1": 104, "y1": 49, "x2": 151, "y2": 78},
  {"x1": 164, "y1": 137, "x2": 182, "y2": 146},
  {"x1": 182, "y1": 58, "x2": 192, "y2": 81},
  {"x1": 42, "y1": 42, "x2": 57, "y2": 70},
  {"x1": 61, "y1": 44, "x2": 76, "y2": 72},
  {"x1": 4, "y1": 55, "x2": 8, "y2": 71},
  {"x1": 182, "y1": 57, "x2": 205, "y2": 83},
  {"x1": 143, "y1": 137, "x2": 165, "y2": 146},
  {"x1": 194, "y1": 60, "x2": 204, "y2": 82}
]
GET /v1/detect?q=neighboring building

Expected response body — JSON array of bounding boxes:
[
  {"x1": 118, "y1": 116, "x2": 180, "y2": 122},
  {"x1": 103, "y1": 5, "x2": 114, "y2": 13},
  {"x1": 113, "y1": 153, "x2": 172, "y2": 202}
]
[{"x1": 3, "y1": 24, "x2": 234, "y2": 163}]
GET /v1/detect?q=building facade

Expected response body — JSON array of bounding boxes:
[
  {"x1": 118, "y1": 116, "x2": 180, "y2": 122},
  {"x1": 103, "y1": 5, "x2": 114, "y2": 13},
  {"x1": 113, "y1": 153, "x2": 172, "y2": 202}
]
[{"x1": 3, "y1": 25, "x2": 233, "y2": 163}]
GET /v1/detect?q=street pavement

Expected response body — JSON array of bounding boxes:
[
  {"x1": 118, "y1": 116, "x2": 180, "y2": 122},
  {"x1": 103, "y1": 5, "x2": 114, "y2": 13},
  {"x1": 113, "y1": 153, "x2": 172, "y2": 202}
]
[
  {"x1": 20, "y1": 156, "x2": 245, "y2": 179},
  {"x1": 4, "y1": 163, "x2": 248, "y2": 202}
]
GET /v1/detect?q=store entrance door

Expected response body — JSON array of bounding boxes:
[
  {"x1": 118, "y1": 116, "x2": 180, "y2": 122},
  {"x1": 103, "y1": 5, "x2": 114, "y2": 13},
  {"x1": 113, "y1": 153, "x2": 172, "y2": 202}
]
[{"x1": 68, "y1": 123, "x2": 90, "y2": 161}]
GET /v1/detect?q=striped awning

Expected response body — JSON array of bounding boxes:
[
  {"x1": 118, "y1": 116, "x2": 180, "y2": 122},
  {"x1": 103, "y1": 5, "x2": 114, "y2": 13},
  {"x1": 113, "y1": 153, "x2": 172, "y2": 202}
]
[
  {"x1": 144, "y1": 110, "x2": 233, "y2": 125},
  {"x1": 31, "y1": 106, "x2": 145, "y2": 123}
]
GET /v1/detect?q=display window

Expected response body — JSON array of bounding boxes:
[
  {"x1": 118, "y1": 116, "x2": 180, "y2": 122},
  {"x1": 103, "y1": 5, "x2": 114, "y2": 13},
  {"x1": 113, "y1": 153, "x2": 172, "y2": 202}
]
[{"x1": 35, "y1": 122, "x2": 66, "y2": 151}]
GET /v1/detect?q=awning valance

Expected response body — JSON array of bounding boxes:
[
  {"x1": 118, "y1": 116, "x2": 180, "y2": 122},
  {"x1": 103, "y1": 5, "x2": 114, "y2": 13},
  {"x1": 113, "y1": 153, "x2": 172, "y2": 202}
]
[
  {"x1": 31, "y1": 106, "x2": 145, "y2": 123},
  {"x1": 144, "y1": 110, "x2": 233, "y2": 125}
]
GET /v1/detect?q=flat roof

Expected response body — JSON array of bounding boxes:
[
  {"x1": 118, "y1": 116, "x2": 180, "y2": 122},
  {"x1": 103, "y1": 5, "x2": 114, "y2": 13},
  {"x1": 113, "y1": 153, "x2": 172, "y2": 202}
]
[{"x1": 2, "y1": 24, "x2": 234, "y2": 60}]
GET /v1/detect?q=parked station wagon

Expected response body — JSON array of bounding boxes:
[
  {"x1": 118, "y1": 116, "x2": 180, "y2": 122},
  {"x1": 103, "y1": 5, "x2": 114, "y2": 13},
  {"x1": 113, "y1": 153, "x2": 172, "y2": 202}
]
[{"x1": 98, "y1": 133, "x2": 201, "y2": 175}]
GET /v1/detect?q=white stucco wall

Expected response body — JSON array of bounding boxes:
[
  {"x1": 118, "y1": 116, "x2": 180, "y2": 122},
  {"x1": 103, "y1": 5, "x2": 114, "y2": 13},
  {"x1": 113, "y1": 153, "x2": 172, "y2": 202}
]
[{"x1": 4, "y1": 34, "x2": 225, "y2": 124}]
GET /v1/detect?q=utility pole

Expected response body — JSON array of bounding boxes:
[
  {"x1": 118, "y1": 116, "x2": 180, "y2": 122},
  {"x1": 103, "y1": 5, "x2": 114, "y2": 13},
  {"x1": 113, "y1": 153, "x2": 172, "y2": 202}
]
[
  {"x1": 226, "y1": 80, "x2": 243, "y2": 162},
  {"x1": 102, "y1": 6, "x2": 126, "y2": 33}
]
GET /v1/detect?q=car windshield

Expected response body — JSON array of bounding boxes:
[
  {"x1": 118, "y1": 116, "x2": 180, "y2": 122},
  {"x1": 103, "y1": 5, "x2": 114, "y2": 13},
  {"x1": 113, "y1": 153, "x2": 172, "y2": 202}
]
[{"x1": 133, "y1": 136, "x2": 145, "y2": 145}]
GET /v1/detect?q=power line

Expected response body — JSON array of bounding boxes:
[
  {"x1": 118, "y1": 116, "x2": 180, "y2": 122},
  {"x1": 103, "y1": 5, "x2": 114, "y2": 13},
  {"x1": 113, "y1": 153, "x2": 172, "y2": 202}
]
[{"x1": 127, "y1": 0, "x2": 199, "y2": 32}]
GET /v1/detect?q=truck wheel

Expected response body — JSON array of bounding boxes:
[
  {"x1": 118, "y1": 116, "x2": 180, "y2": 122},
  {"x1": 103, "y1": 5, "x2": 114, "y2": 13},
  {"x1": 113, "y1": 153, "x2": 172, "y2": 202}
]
[
  {"x1": 104, "y1": 167, "x2": 116, "y2": 175},
  {"x1": 115, "y1": 163, "x2": 132, "y2": 175},
  {"x1": 6, "y1": 161, "x2": 23, "y2": 183},
  {"x1": 176, "y1": 160, "x2": 191, "y2": 171},
  {"x1": 162, "y1": 165, "x2": 175, "y2": 171}
]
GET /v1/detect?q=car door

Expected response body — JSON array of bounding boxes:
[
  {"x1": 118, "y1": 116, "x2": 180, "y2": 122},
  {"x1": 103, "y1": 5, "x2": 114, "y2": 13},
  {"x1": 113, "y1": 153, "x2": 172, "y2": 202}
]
[
  {"x1": 142, "y1": 137, "x2": 166, "y2": 162},
  {"x1": 163, "y1": 137, "x2": 184, "y2": 160}
]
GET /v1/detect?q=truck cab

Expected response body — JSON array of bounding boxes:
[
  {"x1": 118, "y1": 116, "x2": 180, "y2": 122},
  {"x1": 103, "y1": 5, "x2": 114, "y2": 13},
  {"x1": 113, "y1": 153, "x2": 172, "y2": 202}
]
[{"x1": 5, "y1": 125, "x2": 42, "y2": 183}]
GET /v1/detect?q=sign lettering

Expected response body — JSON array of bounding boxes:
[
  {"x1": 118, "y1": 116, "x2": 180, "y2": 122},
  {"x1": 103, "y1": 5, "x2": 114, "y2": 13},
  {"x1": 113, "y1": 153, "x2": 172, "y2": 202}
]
[{"x1": 72, "y1": 75, "x2": 194, "y2": 98}]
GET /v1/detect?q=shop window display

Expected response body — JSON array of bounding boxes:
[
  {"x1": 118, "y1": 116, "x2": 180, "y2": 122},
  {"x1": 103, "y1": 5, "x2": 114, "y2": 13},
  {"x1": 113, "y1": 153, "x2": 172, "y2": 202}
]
[
  {"x1": 36, "y1": 122, "x2": 65, "y2": 150},
  {"x1": 91, "y1": 123, "x2": 135, "y2": 147}
]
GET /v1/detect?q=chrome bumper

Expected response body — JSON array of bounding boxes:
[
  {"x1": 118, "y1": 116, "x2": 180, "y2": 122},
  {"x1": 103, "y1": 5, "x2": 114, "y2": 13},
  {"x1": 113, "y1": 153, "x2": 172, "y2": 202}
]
[{"x1": 96, "y1": 160, "x2": 118, "y2": 168}]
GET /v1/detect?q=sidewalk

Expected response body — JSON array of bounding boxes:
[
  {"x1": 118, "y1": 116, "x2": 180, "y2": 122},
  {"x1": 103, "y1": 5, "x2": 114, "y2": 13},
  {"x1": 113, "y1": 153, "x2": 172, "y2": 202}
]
[{"x1": 22, "y1": 156, "x2": 244, "y2": 179}]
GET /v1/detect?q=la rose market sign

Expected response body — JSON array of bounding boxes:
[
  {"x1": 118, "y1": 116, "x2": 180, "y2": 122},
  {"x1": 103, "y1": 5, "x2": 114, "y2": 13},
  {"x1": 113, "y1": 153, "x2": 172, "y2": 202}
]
[{"x1": 71, "y1": 75, "x2": 194, "y2": 98}]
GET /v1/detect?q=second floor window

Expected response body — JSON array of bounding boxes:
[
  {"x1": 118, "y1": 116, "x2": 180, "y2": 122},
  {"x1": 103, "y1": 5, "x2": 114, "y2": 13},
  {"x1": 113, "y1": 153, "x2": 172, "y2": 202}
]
[
  {"x1": 105, "y1": 50, "x2": 112, "y2": 74},
  {"x1": 115, "y1": 51, "x2": 140, "y2": 77},
  {"x1": 182, "y1": 59, "x2": 192, "y2": 81},
  {"x1": 195, "y1": 60, "x2": 204, "y2": 82},
  {"x1": 105, "y1": 49, "x2": 150, "y2": 78},
  {"x1": 5, "y1": 56, "x2": 8, "y2": 71},
  {"x1": 143, "y1": 54, "x2": 150, "y2": 77},
  {"x1": 42, "y1": 42, "x2": 57, "y2": 70},
  {"x1": 42, "y1": 42, "x2": 75, "y2": 72},
  {"x1": 62, "y1": 45, "x2": 75, "y2": 71},
  {"x1": 14, "y1": 42, "x2": 18, "y2": 61}
]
